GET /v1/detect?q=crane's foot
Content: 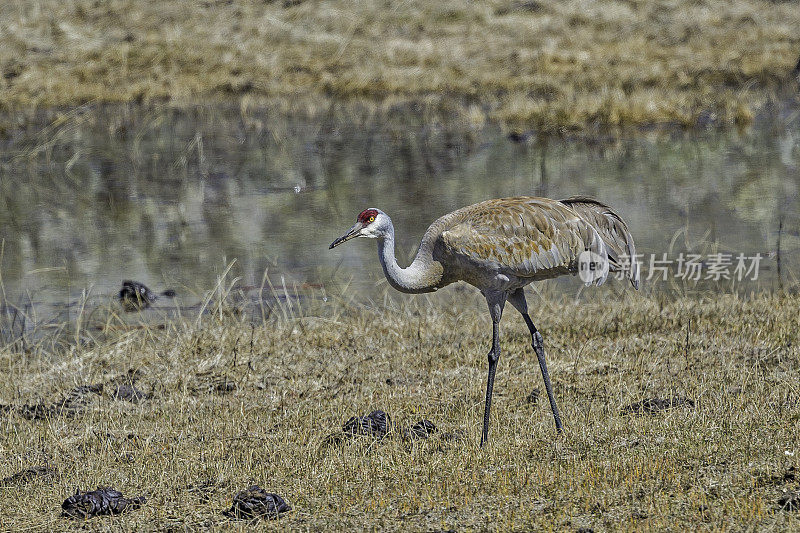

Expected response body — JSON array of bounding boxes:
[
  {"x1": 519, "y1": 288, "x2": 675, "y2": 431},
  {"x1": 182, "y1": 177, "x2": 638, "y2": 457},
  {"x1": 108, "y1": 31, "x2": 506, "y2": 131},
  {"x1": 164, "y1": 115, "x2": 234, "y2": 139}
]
[{"x1": 481, "y1": 348, "x2": 500, "y2": 448}]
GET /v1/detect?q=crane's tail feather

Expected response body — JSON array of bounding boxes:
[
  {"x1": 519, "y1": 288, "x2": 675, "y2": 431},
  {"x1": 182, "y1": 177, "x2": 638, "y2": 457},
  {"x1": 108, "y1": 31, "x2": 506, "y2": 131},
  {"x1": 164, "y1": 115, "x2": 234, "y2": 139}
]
[
  {"x1": 586, "y1": 227, "x2": 610, "y2": 287},
  {"x1": 560, "y1": 196, "x2": 640, "y2": 290}
]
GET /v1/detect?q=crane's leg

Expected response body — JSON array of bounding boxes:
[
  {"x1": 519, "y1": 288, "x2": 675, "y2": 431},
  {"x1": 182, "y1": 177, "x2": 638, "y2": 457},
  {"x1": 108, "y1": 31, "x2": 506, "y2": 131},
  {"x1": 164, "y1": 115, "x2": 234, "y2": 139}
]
[
  {"x1": 481, "y1": 292, "x2": 506, "y2": 448},
  {"x1": 508, "y1": 289, "x2": 564, "y2": 433}
]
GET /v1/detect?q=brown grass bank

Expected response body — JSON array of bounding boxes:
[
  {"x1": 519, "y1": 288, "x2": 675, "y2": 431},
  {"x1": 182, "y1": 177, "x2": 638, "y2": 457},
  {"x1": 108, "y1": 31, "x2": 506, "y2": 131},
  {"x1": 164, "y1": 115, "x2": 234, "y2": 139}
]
[
  {"x1": 0, "y1": 289, "x2": 798, "y2": 530},
  {"x1": 0, "y1": 1, "x2": 799, "y2": 133}
]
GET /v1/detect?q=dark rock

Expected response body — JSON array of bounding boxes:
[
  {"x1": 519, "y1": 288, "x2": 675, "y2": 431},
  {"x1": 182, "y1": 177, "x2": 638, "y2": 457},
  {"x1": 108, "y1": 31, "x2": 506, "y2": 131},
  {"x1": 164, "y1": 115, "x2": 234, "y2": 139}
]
[
  {"x1": 0, "y1": 466, "x2": 56, "y2": 487},
  {"x1": 327, "y1": 412, "x2": 439, "y2": 446},
  {"x1": 119, "y1": 280, "x2": 158, "y2": 311},
  {"x1": 405, "y1": 419, "x2": 437, "y2": 440},
  {"x1": 118, "y1": 280, "x2": 176, "y2": 311},
  {"x1": 61, "y1": 487, "x2": 146, "y2": 518},
  {"x1": 112, "y1": 384, "x2": 148, "y2": 403},
  {"x1": 779, "y1": 492, "x2": 800, "y2": 512},
  {"x1": 343, "y1": 410, "x2": 391, "y2": 439},
  {"x1": 621, "y1": 397, "x2": 695, "y2": 415},
  {"x1": 224, "y1": 485, "x2": 291, "y2": 520}
]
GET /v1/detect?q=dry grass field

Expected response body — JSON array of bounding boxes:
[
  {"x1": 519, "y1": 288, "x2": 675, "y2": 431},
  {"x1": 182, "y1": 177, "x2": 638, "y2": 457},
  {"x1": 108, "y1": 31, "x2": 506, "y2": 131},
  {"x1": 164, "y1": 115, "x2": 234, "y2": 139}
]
[
  {"x1": 1, "y1": 1, "x2": 799, "y2": 530},
  {"x1": 1, "y1": 0, "x2": 799, "y2": 132},
  {"x1": 0, "y1": 288, "x2": 798, "y2": 530}
]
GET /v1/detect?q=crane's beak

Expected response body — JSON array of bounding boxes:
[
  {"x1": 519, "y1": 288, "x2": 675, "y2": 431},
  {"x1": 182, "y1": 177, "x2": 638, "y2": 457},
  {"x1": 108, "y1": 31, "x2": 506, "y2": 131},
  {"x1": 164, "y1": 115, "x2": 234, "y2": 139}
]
[{"x1": 329, "y1": 222, "x2": 363, "y2": 249}]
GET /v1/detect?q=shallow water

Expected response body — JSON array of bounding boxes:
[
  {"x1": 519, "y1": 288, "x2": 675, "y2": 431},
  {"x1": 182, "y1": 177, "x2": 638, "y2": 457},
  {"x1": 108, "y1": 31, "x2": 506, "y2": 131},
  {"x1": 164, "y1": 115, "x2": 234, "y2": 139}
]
[{"x1": 0, "y1": 102, "x2": 798, "y2": 335}]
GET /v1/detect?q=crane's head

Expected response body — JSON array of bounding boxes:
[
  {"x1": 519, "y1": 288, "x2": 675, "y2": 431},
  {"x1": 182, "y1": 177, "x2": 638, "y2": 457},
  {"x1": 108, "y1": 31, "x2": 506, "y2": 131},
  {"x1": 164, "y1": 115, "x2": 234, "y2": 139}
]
[{"x1": 329, "y1": 208, "x2": 390, "y2": 248}]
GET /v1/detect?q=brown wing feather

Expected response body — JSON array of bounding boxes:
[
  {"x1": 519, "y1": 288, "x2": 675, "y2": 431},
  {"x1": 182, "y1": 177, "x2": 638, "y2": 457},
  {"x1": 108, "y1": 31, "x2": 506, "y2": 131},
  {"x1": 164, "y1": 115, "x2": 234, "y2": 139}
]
[
  {"x1": 437, "y1": 197, "x2": 600, "y2": 280},
  {"x1": 559, "y1": 196, "x2": 640, "y2": 288}
]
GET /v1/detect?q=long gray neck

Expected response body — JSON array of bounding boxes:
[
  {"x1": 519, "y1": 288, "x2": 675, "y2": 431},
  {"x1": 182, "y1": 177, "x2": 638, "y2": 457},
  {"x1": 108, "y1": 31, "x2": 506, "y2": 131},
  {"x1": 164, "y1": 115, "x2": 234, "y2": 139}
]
[{"x1": 377, "y1": 223, "x2": 443, "y2": 294}]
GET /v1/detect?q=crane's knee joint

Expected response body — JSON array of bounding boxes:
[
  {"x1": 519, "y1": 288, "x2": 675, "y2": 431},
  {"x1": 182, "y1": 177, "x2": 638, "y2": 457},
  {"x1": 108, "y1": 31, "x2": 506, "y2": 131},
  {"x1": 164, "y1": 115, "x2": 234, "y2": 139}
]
[
  {"x1": 532, "y1": 331, "x2": 544, "y2": 351},
  {"x1": 487, "y1": 350, "x2": 500, "y2": 363}
]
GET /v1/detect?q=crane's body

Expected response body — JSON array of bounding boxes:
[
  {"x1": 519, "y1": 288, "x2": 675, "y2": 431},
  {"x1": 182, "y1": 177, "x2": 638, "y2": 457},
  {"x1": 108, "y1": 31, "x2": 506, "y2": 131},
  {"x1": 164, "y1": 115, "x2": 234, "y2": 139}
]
[{"x1": 330, "y1": 196, "x2": 640, "y2": 446}]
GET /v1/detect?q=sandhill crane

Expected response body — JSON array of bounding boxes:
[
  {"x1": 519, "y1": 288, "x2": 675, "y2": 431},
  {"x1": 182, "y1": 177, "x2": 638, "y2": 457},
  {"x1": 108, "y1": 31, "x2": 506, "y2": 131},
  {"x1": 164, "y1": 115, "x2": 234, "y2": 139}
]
[{"x1": 330, "y1": 196, "x2": 640, "y2": 446}]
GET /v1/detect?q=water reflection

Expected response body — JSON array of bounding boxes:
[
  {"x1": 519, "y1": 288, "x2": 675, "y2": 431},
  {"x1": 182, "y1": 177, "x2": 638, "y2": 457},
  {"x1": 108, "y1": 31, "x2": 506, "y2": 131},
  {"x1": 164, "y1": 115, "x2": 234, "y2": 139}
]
[{"x1": 0, "y1": 102, "x2": 798, "y2": 334}]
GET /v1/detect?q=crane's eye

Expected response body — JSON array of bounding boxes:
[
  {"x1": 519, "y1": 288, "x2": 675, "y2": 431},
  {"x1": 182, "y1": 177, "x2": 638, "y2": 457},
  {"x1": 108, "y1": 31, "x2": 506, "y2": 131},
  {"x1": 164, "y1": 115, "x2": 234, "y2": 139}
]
[{"x1": 368, "y1": 216, "x2": 375, "y2": 223}]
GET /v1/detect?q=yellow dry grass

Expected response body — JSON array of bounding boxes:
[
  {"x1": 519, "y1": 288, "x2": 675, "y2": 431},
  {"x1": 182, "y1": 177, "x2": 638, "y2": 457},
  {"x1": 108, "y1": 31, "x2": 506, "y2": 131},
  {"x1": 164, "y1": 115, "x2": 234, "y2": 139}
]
[
  {"x1": 0, "y1": 287, "x2": 798, "y2": 530},
  {"x1": 0, "y1": 0, "x2": 799, "y2": 132}
]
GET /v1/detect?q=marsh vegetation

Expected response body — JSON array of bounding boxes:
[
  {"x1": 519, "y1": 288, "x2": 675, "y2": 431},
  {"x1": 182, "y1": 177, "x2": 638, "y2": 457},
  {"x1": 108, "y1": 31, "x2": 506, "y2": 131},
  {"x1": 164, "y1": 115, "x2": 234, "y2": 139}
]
[{"x1": 1, "y1": 0, "x2": 799, "y2": 132}]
